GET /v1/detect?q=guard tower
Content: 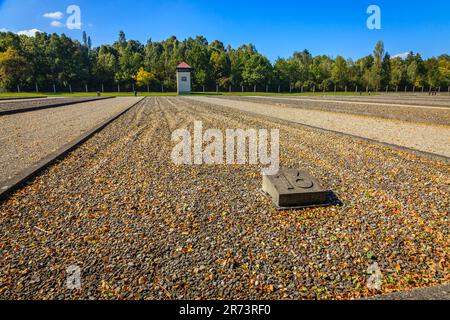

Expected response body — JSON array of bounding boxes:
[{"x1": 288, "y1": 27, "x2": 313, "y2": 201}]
[{"x1": 176, "y1": 62, "x2": 192, "y2": 95}]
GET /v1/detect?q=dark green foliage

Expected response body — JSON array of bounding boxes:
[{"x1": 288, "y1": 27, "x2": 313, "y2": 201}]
[{"x1": 0, "y1": 30, "x2": 448, "y2": 92}]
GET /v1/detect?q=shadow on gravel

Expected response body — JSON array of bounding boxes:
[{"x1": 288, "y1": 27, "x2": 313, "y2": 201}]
[
  {"x1": 267, "y1": 190, "x2": 343, "y2": 211},
  {"x1": 326, "y1": 190, "x2": 344, "y2": 207}
]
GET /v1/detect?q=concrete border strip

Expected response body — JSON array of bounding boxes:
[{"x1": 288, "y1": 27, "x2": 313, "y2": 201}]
[
  {"x1": 0, "y1": 96, "x2": 48, "y2": 101},
  {"x1": 0, "y1": 96, "x2": 115, "y2": 116}
]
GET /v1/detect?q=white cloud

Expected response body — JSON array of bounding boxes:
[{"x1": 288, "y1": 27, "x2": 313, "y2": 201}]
[
  {"x1": 0, "y1": 28, "x2": 43, "y2": 36},
  {"x1": 50, "y1": 20, "x2": 63, "y2": 27},
  {"x1": 17, "y1": 28, "x2": 42, "y2": 37},
  {"x1": 392, "y1": 52, "x2": 410, "y2": 60},
  {"x1": 43, "y1": 11, "x2": 64, "y2": 20}
]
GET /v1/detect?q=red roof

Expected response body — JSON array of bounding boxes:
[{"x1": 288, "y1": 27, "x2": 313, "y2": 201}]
[{"x1": 177, "y1": 62, "x2": 192, "y2": 69}]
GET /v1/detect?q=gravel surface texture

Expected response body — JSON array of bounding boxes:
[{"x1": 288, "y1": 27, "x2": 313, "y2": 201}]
[
  {"x1": 188, "y1": 96, "x2": 450, "y2": 157},
  {"x1": 367, "y1": 284, "x2": 450, "y2": 300},
  {"x1": 0, "y1": 97, "x2": 48, "y2": 102},
  {"x1": 215, "y1": 96, "x2": 450, "y2": 126},
  {"x1": 273, "y1": 94, "x2": 450, "y2": 107},
  {"x1": 0, "y1": 97, "x2": 111, "y2": 114},
  {"x1": 0, "y1": 97, "x2": 141, "y2": 186},
  {"x1": 0, "y1": 97, "x2": 448, "y2": 300}
]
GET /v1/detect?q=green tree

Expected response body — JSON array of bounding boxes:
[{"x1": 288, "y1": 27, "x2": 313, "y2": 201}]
[
  {"x1": 291, "y1": 49, "x2": 312, "y2": 85},
  {"x1": 390, "y1": 57, "x2": 406, "y2": 88},
  {"x1": 425, "y1": 58, "x2": 443, "y2": 88},
  {"x1": 370, "y1": 41, "x2": 385, "y2": 89},
  {"x1": 310, "y1": 55, "x2": 332, "y2": 88},
  {"x1": 210, "y1": 50, "x2": 231, "y2": 87},
  {"x1": 114, "y1": 32, "x2": 144, "y2": 86},
  {"x1": 437, "y1": 55, "x2": 450, "y2": 87},
  {"x1": 381, "y1": 53, "x2": 391, "y2": 87},
  {"x1": 331, "y1": 56, "x2": 349, "y2": 88},
  {"x1": 94, "y1": 45, "x2": 118, "y2": 87},
  {"x1": 0, "y1": 30, "x2": 448, "y2": 93},
  {"x1": 356, "y1": 55, "x2": 374, "y2": 88},
  {"x1": 186, "y1": 36, "x2": 212, "y2": 86},
  {"x1": 242, "y1": 53, "x2": 272, "y2": 86},
  {"x1": 405, "y1": 53, "x2": 426, "y2": 87},
  {"x1": 273, "y1": 58, "x2": 295, "y2": 88}
]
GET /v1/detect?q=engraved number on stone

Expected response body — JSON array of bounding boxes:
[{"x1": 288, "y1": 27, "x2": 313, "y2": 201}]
[
  {"x1": 290, "y1": 171, "x2": 314, "y2": 189},
  {"x1": 279, "y1": 174, "x2": 295, "y2": 190}
]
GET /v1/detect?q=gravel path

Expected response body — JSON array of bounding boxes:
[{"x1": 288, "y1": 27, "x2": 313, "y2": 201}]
[
  {"x1": 0, "y1": 97, "x2": 141, "y2": 187},
  {"x1": 252, "y1": 96, "x2": 450, "y2": 110},
  {"x1": 0, "y1": 97, "x2": 448, "y2": 300},
  {"x1": 0, "y1": 97, "x2": 112, "y2": 114},
  {"x1": 368, "y1": 284, "x2": 450, "y2": 300},
  {"x1": 188, "y1": 96, "x2": 450, "y2": 158},
  {"x1": 268, "y1": 94, "x2": 450, "y2": 107},
  {"x1": 216, "y1": 96, "x2": 450, "y2": 126}
]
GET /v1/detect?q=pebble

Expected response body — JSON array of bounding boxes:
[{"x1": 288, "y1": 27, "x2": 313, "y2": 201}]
[{"x1": 0, "y1": 96, "x2": 448, "y2": 300}]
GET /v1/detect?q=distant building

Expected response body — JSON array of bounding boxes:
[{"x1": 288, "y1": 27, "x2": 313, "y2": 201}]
[{"x1": 176, "y1": 62, "x2": 192, "y2": 95}]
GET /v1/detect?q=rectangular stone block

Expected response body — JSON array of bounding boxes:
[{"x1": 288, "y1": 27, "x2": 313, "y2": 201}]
[{"x1": 262, "y1": 169, "x2": 330, "y2": 208}]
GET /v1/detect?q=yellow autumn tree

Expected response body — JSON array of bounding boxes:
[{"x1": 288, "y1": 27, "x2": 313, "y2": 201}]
[
  {"x1": 0, "y1": 48, "x2": 30, "y2": 90},
  {"x1": 439, "y1": 59, "x2": 450, "y2": 83},
  {"x1": 133, "y1": 67, "x2": 155, "y2": 88}
]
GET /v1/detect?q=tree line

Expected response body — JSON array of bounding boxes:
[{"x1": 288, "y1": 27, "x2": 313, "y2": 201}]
[{"x1": 0, "y1": 30, "x2": 449, "y2": 92}]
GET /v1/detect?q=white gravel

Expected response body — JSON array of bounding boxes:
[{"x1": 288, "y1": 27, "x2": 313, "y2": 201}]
[
  {"x1": 250, "y1": 96, "x2": 450, "y2": 110},
  {"x1": 186, "y1": 96, "x2": 450, "y2": 158},
  {"x1": 0, "y1": 97, "x2": 141, "y2": 185}
]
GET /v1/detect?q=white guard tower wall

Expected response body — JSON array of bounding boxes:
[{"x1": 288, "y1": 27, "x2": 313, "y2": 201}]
[{"x1": 176, "y1": 62, "x2": 192, "y2": 95}]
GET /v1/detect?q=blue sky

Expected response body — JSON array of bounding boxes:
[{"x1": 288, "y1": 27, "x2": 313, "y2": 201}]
[{"x1": 1, "y1": 0, "x2": 449, "y2": 61}]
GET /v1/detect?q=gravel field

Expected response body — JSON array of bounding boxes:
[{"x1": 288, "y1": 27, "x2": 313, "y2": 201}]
[
  {"x1": 0, "y1": 97, "x2": 141, "y2": 186},
  {"x1": 216, "y1": 96, "x2": 450, "y2": 126},
  {"x1": 272, "y1": 94, "x2": 450, "y2": 107},
  {"x1": 188, "y1": 96, "x2": 450, "y2": 157},
  {"x1": 0, "y1": 97, "x2": 112, "y2": 114},
  {"x1": 0, "y1": 97, "x2": 448, "y2": 300}
]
